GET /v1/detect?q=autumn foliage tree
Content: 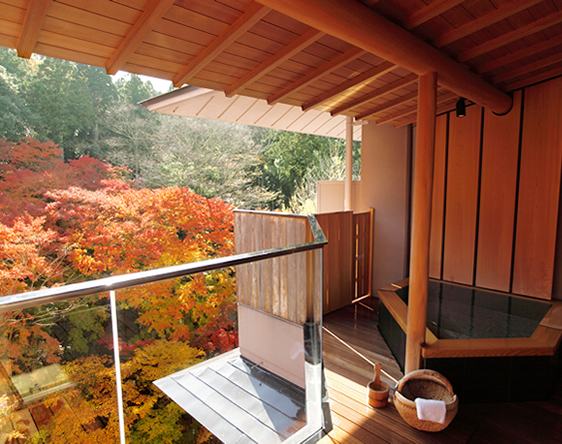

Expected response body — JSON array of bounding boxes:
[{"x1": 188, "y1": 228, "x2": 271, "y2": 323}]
[{"x1": 0, "y1": 138, "x2": 236, "y2": 443}]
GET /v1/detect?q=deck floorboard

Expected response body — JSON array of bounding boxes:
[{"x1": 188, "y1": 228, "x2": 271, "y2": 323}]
[{"x1": 321, "y1": 299, "x2": 562, "y2": 444}]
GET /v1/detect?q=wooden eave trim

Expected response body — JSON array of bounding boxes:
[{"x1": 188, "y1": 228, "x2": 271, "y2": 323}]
[
  {"x1": 376, "y1": 91, "x2": 455, "y2": 125},
  {"x1": 459, "y1": 9, "x2": 562, "y2": 62},
  {"x1": 331, "y1": 73, "x2": 417, "y2": 116},
  {"x1": 504, "y1": 65, "x2": 562, "y2": 91},
  {"x1": 355, "y1": 90, "x2": 418, "y2": 120},
  {"x1": 493, "y1": 52, "x2": 562, "y2": 84},
  {"x1": 404, "y1": 0, "x2": 465, "y2": 30},
  {"x1": 256, "y1": 0, "x2": 511, "y2": 114},
  {"x1": 302, "y1": 61, "x2": 395, "y2": 111},
  {"x1": 267, "y1": 47, "x2": 364, "y2": 105},
  {"x1": 478, "y1": 33, "x2": 562, "y2": 74},
  {"x1": 106, "y1": 0, "x2": 175, "y2": 75},
  {"x1": 435, "y1": 0, "x2": 543, "y2": 48},
  {"x1": 17, "y1": 0, "x2": 52, "y2": 58},
  {"x1": 224, "y1": 28, "x2": 324, "y2": 97},
  {"x1": 173, "y1": 3, "x2": 271, "y2": 87}
]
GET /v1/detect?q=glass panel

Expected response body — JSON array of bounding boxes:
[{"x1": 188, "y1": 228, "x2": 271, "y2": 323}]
[
  {"x1": 0, "y1": 293, "x2": 118, "y2": 443},
  {"x1": 114, "y1": 268, "x2": 237, "y2": 443}
]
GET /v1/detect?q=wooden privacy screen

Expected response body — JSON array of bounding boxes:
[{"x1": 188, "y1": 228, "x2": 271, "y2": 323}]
[
  {"x1": 316, "y1": 209, "x2": 374, "y2": 314},
  {"x1": 234, "y1": 210, "x2": 321, "y2": 324},
  {"x1": 430, "y1": 76, "x2": 562, "y2": 299}
]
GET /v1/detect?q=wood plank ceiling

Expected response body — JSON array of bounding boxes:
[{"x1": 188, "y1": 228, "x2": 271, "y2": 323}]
[{"x1": 1, "y1": 0, "x2": 561, "y2": 127}]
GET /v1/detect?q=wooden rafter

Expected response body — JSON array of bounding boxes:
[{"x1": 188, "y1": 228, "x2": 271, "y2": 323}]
[
  {"x1": 458, "y1": 10, "x2": 562, "y2": 62},
  {"x1": 435, "y1": 0, "x2": 543, "y2": 48},
  {"x1": 505, "y1": 65, "x2": 562, "y2": 91},
  {"x1": 376, "y1": 91, "x2": 455, "y2": 124},
  {"x1": 267, "y1": 47, "x2": 364, "y2": 105},
  {"x1": 106, "y1": 0, "x2": 175, "y2": 75},
  {"x1": 493, "y1": 52, "x2": 562, "y2": 84},
  {"x1": 173, "y1": 3, "x2": 271, "y2": 87},
  {"x1": 331, "y1": 73, "x2": 417, "y2": 115},
  {"x1": 17, "y1": 0, "x2": 52, "y2": 58},
  {"x1": 302, "y1": 61, "x2": 395, "y2": 111},
  {"x1": 404, "y1": 0, "x2": 465, "y2": 30},
  {"x1": 394, "y1": 100, "x2": 456, "y2": 127},
  {"x1": 256, "y1": 0, "x2": 511, "y2": 113},
  {"x1": 355, "y1": 90, "x2": 417, "y2": 120},
  {"x1": 224, "y1": 28, "x2": 324, "y2": 97},
  {"x1": 478, "y1": 33, "x2": 562, "y2": 74}
]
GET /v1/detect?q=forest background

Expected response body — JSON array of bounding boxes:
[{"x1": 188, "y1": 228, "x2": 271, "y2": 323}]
[{"x1": 0, "y1": 47, "x2": 360, "y2": 443}]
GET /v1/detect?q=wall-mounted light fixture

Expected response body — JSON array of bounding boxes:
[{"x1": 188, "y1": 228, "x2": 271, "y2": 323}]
[{"x1": 456, "y1": 97, "x2": 466, "y2": 118}]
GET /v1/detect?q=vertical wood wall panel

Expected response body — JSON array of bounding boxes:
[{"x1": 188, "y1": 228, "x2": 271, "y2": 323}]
[
  {"x1": 234, "y1": 211, "x2": 309, "y2": 323},
  {"x1": 316, "y1": 211, "x2": 354, "y2": 314},
  {"x1": 429, "y1": 114, "x2": 448, "y2": 279},
  {"x1": 513, "y1": 77, "x2": 562, "y2": 299},
  {"x1": 476, "y1": 91, "x2": 522, "y2": 292},
  {"x1": 442, "y1": 105, "x2": 482, "y2": 285}
]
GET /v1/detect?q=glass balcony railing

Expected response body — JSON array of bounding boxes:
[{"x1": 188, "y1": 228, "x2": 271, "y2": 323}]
[{"x1": 0, "y1": 214, "x2": 327, "y2": 444}]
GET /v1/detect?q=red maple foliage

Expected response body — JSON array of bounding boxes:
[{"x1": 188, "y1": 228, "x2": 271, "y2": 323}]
[{"x1": 1, "y1": 138, "x2": 238, "y2": 376}]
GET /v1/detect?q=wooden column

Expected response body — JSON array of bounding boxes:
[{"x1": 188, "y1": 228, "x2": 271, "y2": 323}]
[
  {"x1": 344, "y1": 116, "x2": 353, "y2": 211},
  {"x1": 405, "y1": 72, "x2": 437, "y2": 374}
]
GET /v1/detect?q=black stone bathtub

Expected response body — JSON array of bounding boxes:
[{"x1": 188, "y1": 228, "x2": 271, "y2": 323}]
[{"x1": 378, "y1": 279, "x2": 562, "y2": 403}]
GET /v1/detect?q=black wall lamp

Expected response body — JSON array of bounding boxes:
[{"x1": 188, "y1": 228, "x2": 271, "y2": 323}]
[{"x1": 456, "y1": 97, "x2": 466, "y2": 118}]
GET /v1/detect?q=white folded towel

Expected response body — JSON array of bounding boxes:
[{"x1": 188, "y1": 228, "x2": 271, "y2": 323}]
[{"x1": 414, "y1": 397, "x2": 447, "y2": 424}]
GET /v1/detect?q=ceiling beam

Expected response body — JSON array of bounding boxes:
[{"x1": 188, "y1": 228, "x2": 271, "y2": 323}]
[
  {"x1": 376, "y1": 91, "x2": 455, "y2": 124},
  {"x1": 478, "y1": 33, "x2": 562, "y2": 74},
  {"x1": 256, "y1": 0, "x2": 512, "y2": 114},
  {"x1": 355, "y1": 90, "x2": 418, "y2": 120},
  {"x1": 404, "y1": 0, "x2": 465, "y2": 30},
  {"x1": 302, "y1": 61, "x2": 395, "y2": 111},
  {"x1": 504, "y1": 65, "x2": 562, "y2": 91},
  {"x1": 17, "y1": 0, "x2": 52, "y2": 58},
  {"x1": 267, "y1": 47, "x2": 364, "y2": 105},
  {"x1": 394, "y1": 100, "x2": 457, "y2": 128},
  {"x1": 224, "y1": 28, "x2": 323, "y2": 97},
  {"x1": 459, "y1": 9, "x2": 562, "y2": 62},
  {"x1": 358, "y1": 0, "x2": 379, "y2": 6},
  {"x1": 331, "y1": 73, "x2": 417, "y2": 115},
  {"x1": 435, "y1": 0, "x2": 543, "y2": 48},
  {"x1": 106, "y1": 0, "x2": 175, "y2": 75},
  {"x1": 493, "y1": 52, "x2": 562, "y2": 84},
  {"x1": 173, "y1": 3, "x2": 271, "y2": 87}
]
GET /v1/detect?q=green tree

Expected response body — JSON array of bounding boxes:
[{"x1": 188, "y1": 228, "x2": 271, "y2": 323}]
[
  {"x1": 255, "y1": 130, "x2": 360, "y2": 210},
  {"x1": 147, "y1": 117, "x2": 276, "y2": 208},
  {"x1": 116, "y1": 74, "x2": 158, "y2": 105},
  {"x1": 22, "y1": 57, "x2": 96, "y2": 158},
  {"x1": 0, "y1": 67, "x2": 37, "y2": 141}
]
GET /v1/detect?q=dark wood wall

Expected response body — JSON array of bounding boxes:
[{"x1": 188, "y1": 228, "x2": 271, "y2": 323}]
[{"x1": 428, "y1": 76, "x2": 562, "y2": 300}]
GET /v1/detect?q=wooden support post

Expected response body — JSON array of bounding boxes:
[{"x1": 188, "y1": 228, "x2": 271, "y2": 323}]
[
  {"x1": 345, "y1": 116, "x2": 353, "y2": 211},
  {"x1": 405, "y1": 72, "x2": 437, "y2": 374}
]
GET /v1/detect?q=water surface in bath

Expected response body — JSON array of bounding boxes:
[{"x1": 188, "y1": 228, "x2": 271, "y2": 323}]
[{"x1": 396, "y1": 281, "x2": 551, "y2": 340}]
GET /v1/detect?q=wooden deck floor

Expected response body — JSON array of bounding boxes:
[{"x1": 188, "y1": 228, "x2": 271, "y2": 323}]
[{"x1": 320, "y1": 299, "x2": 562, "y2": 444}]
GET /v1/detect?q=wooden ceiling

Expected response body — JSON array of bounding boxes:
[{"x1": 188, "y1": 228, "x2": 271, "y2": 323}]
[{"x1": 1, "y1": 0, "x2": 561, "y2": 127}]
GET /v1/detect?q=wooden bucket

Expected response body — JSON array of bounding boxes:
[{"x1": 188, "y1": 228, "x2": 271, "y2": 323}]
[{"x1": 367, "y1": 363, "x2": 389, "y2": 408}]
